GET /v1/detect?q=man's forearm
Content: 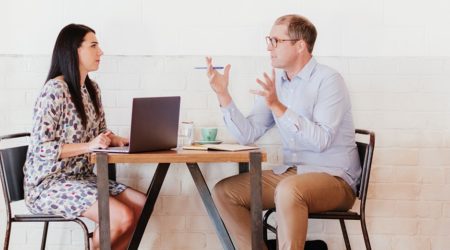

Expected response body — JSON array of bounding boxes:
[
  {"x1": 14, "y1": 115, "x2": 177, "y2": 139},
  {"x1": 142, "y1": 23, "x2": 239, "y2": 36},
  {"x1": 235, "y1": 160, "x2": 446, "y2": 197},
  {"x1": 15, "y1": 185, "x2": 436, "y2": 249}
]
[
  {"x1": 217, "y1": 92, "x2": 232, "y2": 107},
  {"x1": 270, "y1": 100, "x2": 287, "y2": 117}
]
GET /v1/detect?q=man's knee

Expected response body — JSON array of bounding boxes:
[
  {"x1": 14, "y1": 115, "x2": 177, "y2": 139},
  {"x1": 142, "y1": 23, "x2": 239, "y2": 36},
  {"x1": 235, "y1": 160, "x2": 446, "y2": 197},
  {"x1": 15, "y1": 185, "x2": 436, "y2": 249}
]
[
  {"x1": 212, "y1": 175, "x2": 249, "y2": 207},
  {"x1": 274, "y1": 177, "x2": 309, "y2": 208},
  {"x1": 212, "y1": 178, "x2": 229, "y2": 203}
]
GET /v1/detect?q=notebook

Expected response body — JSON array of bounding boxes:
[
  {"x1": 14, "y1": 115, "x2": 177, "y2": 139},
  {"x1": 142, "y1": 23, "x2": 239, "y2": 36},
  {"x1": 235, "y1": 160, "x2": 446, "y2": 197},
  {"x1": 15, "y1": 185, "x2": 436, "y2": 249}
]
[
  {"x1": 183, "y1": 143, "x2": 259, "y2": 152},
  {"x1": 94, "y1": 96, "x2": 180, "y2": 153}
]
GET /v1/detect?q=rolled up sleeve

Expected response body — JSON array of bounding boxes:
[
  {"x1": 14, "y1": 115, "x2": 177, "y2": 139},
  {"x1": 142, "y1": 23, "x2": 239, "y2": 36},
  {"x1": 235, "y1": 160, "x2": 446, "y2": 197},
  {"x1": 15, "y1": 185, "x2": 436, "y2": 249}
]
[
  {"x1": 276, "y1": 73, "x2": 350, "y2": 152},
  {"x1": 221, "y1": 98, "x2": 274, "y2": 145},
  {"x1": 30, "y1": 83, "x2": 65, "y2": 162}
]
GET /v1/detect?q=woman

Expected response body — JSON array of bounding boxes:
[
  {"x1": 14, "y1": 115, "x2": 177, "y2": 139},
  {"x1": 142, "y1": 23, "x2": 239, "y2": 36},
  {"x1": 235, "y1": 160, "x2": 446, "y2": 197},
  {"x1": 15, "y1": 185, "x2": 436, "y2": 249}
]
[{"x1": 24, "y1": 24, "x2": 146, "y2": 250}]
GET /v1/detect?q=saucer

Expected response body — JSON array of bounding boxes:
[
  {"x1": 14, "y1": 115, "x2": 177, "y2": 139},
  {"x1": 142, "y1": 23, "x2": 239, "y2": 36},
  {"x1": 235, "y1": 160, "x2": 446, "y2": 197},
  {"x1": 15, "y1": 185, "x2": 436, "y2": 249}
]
[{"x1": 194, "y1": 140, "x2": 223, "y2": 145}]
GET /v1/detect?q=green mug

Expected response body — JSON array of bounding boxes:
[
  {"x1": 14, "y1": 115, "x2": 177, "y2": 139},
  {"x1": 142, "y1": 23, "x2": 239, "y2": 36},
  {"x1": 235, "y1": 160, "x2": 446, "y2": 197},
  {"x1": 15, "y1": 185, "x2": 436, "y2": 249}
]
[{"x1": 201, "y1": 128, "x2": 218, "y2": 141}]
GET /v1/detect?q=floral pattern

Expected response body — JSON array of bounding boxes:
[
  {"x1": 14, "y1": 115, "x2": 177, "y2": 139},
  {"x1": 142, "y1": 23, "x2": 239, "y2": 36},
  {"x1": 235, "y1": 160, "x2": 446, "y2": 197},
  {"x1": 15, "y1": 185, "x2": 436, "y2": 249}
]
[{"x1": 24, "y1": 79, "x2": 126, "y2": 219}]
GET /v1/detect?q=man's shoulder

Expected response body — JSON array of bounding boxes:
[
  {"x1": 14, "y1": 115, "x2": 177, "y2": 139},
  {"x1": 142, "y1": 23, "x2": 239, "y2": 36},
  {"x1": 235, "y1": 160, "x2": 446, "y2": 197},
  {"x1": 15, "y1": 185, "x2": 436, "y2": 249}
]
[
  {"x1": 312, "y1": 62, "x2": 348, "y2": 91},
  {"x1": 314, "y1": 62, "x2": 341, "y2": 79}
]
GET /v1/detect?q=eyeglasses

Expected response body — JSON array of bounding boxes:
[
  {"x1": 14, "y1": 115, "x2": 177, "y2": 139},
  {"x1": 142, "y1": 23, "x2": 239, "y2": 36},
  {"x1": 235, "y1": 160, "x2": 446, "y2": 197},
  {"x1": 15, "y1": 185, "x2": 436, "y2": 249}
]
[{"x1": 265, "y1": 36, "x2": 300, "y2": 48}]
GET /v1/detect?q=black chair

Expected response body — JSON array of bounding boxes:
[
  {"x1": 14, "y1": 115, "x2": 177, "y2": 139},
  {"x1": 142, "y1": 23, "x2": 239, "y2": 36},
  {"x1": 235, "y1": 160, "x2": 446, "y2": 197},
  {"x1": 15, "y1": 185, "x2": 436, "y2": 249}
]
[
  {"x1": 0, "y1": 133, "x2": 92, "y2": 250},
  {"x1": 263, "y1": 129, "x2": 375, "y2": 250}
]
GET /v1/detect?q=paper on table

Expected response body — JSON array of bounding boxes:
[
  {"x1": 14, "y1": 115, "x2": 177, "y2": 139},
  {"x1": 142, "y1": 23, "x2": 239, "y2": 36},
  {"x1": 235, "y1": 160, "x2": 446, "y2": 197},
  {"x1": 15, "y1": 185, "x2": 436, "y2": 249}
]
[
  {"x1": 182, "y1": 145, "x2": 208, "y2": 151},
  {"x1": 182, "y1": 143, "x2": 259, "y2": 151}
]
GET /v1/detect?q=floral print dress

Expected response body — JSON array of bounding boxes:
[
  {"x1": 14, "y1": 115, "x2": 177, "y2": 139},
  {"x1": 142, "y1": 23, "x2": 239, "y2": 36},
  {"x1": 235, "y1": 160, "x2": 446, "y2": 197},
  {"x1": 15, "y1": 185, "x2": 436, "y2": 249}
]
[{"x1": 24, "y1": 79, "x2": 126, "y2": 219}]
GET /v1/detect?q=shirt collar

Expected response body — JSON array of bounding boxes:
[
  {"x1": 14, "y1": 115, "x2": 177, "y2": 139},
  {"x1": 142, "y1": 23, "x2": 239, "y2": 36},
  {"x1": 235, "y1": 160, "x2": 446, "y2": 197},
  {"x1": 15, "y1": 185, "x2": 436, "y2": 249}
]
[{"x1": 280, "y1": 57, "x2": 317, "y2": 82}]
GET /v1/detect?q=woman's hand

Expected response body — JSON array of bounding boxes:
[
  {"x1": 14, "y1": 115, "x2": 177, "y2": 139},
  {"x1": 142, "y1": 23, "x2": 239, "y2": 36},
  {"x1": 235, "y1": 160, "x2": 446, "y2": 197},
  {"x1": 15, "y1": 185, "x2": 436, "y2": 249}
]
[
  {"x1": 108, "y1": 133, "x2": 129, "y2": 147},
  {"x1": 88, "y1": 131, "x2": 112, "y2": 151},
  {"x1": 60, "y1": 131, "x2": 116, "y2": 158}
]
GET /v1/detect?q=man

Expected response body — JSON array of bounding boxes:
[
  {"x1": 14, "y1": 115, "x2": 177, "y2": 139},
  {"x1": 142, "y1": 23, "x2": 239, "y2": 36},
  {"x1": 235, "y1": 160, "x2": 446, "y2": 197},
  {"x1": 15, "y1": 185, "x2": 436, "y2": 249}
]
[{"x1": 206, "y1": 14, "x2": 360, "y2": 250}]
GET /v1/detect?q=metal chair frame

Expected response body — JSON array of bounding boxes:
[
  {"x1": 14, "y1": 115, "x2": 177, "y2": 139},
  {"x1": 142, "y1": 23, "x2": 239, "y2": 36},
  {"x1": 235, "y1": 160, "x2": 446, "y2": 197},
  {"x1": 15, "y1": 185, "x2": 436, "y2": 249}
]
[
  {"x1": 263, "y1": 129, "x2": 375, "y2": 250},
  {"x1": 0, "y1": 133, "x2": 91, "y2": 250}
]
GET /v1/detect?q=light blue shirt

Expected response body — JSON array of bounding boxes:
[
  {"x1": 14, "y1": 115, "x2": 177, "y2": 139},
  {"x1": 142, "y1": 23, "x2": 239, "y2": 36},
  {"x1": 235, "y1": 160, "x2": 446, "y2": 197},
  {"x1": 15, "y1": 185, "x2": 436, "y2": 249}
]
[{"x1": 221, "y1": 57, "x2": 361, "y2": 193}]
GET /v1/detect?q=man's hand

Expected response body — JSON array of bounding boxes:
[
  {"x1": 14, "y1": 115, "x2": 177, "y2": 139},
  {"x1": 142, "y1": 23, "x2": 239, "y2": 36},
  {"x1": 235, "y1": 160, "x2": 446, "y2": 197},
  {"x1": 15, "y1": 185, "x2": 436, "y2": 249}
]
[
  {"x1": 206, "y1": 56, "x2": 232, "y2": 106},
  {"x1": 251, "y1": 69, "x2": 287, "y2": 117}
]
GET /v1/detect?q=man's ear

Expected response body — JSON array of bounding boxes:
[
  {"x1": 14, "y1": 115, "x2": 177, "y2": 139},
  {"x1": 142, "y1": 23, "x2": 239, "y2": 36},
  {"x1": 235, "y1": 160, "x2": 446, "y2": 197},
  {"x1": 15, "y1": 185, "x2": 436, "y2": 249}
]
[{"x1": 297, "y1": 40, "x2": 307, "y2": 53}]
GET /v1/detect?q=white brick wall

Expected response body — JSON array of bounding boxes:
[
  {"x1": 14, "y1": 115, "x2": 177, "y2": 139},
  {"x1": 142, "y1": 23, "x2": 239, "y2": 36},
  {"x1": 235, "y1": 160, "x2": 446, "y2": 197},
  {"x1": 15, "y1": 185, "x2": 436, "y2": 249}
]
[
  {"x1": 1, "y1": 55, "x2": 450, "y2": 250},
  {"x1": 3, "y1": 0, "x2": 450, "y2": 56}
]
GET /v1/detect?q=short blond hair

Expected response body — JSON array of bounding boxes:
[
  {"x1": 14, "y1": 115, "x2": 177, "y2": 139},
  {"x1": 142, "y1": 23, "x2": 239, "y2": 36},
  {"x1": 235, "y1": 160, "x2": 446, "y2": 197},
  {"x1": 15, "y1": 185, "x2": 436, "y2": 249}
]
[{"x1": 275, "y1": 14, "x2": 317, "y2": 53}]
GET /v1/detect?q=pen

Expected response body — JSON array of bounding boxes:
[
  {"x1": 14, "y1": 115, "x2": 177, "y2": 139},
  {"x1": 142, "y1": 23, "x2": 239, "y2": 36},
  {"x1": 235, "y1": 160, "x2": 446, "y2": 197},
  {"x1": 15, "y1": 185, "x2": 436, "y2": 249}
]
[{"x1": 194, "y1": 66, "x2": 224, "y2": 69}]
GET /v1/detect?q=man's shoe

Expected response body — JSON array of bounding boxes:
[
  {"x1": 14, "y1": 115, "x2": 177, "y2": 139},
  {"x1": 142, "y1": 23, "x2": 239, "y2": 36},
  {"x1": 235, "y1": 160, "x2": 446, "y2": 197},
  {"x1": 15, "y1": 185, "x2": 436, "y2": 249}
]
[
  {"x1": 265, "y1": 239, "x2": 327, "y2": 250},
  {"x1": 305, "y1": 240, "x2": 328, "y2": 250},
  {"x1": 266, "y1": 239, "x2": 277, "y2": 250}
]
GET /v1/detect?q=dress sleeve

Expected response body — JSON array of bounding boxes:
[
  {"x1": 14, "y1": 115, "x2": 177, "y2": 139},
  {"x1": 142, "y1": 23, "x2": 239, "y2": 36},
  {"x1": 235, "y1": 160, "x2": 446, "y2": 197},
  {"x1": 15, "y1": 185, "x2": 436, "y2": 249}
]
[{"x1": 29, "y1": 81, "x2": 66, "y2": 162}]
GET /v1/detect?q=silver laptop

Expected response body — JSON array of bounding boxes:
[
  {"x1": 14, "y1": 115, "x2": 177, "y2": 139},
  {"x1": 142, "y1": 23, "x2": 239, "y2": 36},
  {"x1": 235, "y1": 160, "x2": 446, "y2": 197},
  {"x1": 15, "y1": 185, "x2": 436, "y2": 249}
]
[{"x1": 94, "y1": 96, "x2": 180, "y2": 153}]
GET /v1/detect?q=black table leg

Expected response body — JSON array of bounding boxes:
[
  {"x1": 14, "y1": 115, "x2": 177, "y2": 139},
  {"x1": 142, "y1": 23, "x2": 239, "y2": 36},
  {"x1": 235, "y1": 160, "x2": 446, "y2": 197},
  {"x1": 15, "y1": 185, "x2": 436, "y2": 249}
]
[
  {"x1": 127, "y1": 163, "x2": 170, "y2": 250},
  {"x1": 96, "y1": 153, "x2": 111, "y2": 250},
  {"x1": 186, "y1": 163, "x2": 235, "y2": 250},
  {"x1": 250, "y1": 151, "x2": 263, "y2": 250}
]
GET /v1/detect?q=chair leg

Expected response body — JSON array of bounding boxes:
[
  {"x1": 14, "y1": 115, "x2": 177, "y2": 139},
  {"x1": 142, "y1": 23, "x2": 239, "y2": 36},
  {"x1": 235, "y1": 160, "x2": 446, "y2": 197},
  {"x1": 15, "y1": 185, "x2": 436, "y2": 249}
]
[
  {"x1": 40, "y1": 222, "x2": 49, "y2": 250},
  {"x1": 73, "y1": 219, "x2": 91, "y2": 250},
  {"x1": 3, "y1": 220, "x2": 12, "y2": 250},
  {"x1": 276, "y1": 227, "x2": 279, "y2": 250},
  {"x1": 339, "y1": 219, "x2": 351, "y2": 250},
  {"x1": 263, "y1": 224, "x2": 268, "y2": 243},
  {"x1": 360, "y1": 217, "x2": 372, "y2": 250}
]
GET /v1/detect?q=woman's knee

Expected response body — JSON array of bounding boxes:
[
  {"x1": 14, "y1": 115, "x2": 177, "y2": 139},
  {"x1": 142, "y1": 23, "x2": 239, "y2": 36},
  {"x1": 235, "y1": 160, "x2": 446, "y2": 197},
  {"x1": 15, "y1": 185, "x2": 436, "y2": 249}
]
[
  {"x1": 111, "y1": 204, "x2": 135, "y2": 232},
  {"x1": 135, "y1": 193, "x2": 147, "y2": 210}
]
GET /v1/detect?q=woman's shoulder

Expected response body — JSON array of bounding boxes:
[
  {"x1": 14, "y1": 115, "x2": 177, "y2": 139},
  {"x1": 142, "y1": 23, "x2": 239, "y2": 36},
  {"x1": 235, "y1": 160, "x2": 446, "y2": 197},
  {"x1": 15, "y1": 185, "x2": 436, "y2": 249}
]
[
  {"x1": 39, "y1": 78, "x2": 70, "y2": 100},
  {"x1": 45, "y1": 77, "x2": 69, "y2": 90}
]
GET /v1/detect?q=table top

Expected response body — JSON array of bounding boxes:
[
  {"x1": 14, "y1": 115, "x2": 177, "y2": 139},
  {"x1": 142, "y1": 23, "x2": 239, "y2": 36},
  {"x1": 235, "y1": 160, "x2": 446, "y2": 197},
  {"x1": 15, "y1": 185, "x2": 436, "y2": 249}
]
[{"x1": 90, "y1": 149, "x2": 267, "y2": 164}]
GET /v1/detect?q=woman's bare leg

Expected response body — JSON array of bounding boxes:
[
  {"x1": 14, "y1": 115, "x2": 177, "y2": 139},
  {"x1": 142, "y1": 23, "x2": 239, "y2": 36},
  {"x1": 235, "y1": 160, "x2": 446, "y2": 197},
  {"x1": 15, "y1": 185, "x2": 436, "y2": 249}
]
[
  {"x1": 82, "y1": 196, "x2": 135, "y2": 250},
  {"x1": 113, "y1": 188, "x2": 146, "y2": 249}
]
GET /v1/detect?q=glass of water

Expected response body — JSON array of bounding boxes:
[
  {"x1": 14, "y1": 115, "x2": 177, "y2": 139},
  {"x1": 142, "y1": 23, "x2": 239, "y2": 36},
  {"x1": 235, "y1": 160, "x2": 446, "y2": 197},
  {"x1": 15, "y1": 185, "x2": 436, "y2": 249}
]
[{"x1": 178, "y1": 121, "x2": 194, "y2": 148}]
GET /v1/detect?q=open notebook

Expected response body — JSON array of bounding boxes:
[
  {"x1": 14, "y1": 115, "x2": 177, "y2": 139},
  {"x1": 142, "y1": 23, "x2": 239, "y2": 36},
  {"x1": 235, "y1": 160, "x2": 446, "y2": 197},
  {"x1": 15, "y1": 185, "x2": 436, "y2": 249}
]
[{"x1": 183, "y1": 143, "x2": 259, "y2": 151}]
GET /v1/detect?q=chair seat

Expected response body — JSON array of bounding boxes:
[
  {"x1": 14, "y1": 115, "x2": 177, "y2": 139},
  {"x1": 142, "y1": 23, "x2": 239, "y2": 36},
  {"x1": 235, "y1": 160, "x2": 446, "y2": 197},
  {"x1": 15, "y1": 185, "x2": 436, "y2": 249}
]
[
  {"x1": 309, "y1": 211, "x2": 361, "y2": 220},
  {"x1": 14, "y1": 214, "x2": 80, "y2": 222}
]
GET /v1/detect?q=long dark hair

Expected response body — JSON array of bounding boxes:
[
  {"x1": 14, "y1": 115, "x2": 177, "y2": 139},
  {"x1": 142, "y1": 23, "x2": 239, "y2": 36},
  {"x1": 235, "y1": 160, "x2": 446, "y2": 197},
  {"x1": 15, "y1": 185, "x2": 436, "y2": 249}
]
[{"x1": 47, "y1": 23, "x2": 100, "y2": 128}]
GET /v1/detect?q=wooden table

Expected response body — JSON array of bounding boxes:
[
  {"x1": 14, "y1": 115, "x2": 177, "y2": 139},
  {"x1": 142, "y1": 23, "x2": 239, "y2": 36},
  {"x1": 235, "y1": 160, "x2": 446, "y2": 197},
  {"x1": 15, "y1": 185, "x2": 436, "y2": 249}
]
[{"x1": 91, "y1": 149, "x2": 266, "y2": 250}]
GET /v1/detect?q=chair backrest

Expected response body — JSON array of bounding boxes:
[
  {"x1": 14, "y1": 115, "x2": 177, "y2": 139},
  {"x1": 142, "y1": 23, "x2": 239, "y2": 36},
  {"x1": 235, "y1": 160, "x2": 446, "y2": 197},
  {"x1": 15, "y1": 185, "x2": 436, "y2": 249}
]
[
  {"x1": 354, "y1": 129, "x2": 375, "y2": 209},
  {"x1": 0, "y1": 133, "x2": 30, "y2": 203}
]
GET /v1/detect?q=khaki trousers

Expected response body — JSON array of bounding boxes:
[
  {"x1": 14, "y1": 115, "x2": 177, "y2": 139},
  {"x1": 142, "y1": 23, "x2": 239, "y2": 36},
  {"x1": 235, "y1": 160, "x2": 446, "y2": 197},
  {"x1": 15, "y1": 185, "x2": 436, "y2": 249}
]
[{"x1": 212, "y1": 168, "x2": 356, "y2": 250}]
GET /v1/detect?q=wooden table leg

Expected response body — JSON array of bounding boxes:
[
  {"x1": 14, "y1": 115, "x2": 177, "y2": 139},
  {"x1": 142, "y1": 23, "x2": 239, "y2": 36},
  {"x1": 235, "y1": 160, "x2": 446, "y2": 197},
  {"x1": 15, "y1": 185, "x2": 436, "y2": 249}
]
[
  {"x1": 127, "y1": 163, "x2": 170, "y2": 250},
  {"x1": 186, "y1": 163, "x2": 235, "y2": 250},
  {"x1": 96, "y1": 153, "x2": 111, "y2": 250},
  {"x1": 250, "y1": 151, "x2": 263, "y2": 250}
]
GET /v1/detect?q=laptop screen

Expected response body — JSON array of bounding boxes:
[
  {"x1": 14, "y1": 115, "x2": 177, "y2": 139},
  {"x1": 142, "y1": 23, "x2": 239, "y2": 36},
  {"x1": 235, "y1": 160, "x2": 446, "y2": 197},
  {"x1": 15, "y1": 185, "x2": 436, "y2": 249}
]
[{"x1": 128, "y1": 96, "x2": 180, "y2": 153}]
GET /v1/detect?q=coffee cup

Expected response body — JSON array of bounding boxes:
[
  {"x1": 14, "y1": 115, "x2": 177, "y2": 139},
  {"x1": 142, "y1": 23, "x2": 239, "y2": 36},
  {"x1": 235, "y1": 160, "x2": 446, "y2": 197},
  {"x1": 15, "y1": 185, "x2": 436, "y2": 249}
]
[{"x1": 201, "y1": 127, "x2": 218, "y2": 141}]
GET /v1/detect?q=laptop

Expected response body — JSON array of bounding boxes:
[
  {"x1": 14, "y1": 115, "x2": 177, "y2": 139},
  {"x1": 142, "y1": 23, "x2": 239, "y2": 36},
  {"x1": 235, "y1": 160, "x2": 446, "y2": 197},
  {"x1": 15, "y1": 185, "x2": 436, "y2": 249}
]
[{"x1": 94, "y1": 96, "x2": 180, "y2": 153}]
